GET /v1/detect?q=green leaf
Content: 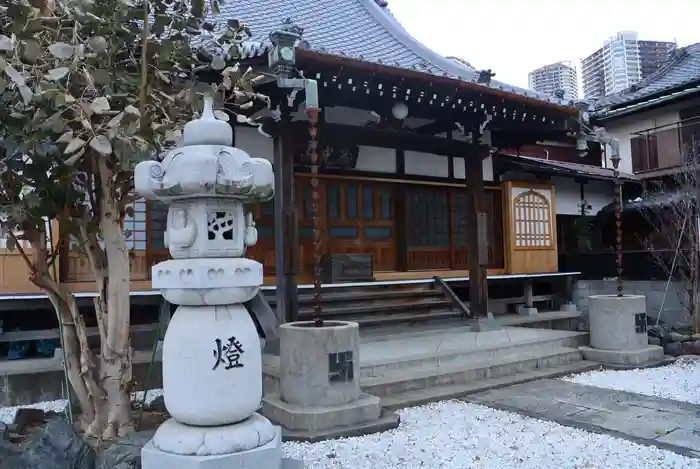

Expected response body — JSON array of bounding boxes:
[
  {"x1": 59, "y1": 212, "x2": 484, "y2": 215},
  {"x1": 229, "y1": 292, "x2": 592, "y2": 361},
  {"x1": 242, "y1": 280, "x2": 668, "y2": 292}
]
[
  {"x1": 213, "y1": 110, "x2": 229, "y2": 121},
  {"x1": 90, "y1": 96, "x2": 110, "y2": 114},
  {"x1": 211, "y1": 56, "x2": 226, "y2": 70},
  {"x1": 0, "y1": 35, "x2": 11, "y2": 51},
  {"x1": 57, "y1": 131, "x2": 74, "y2": 143},
  {"x1": 64, "y1": 137, "x2": 86, "y2": 155},
  {"x1": 106, "y1": 112, "x2": 124, "y2": 129},
  {"x1": 46, "y1": 67, "x2": 70, "y2": 81},
  {"x1": 21, "y1": 39, "x2": 42, "y2": 62},
  {"x1": 125, "y1": 105, "x2": 141, "y2": 117},
  {"x1": 89, "y1": 135, "x2": 112, "y2": 156},
  {"x1": 86, "y1": 70, "x2": 107, "y2": 87},
  {"x1": 64, "y1": 148, "x2": 86, "y2": 166},
  {"x1": 87, "y1": 36, "x2": 108, "y2": 53},
  {"x1": 18, "y1": 85, "x2": 33, "y2": 105},
  {"x1": 48, "y1": 42, "x2": 75, "y2": 59}
]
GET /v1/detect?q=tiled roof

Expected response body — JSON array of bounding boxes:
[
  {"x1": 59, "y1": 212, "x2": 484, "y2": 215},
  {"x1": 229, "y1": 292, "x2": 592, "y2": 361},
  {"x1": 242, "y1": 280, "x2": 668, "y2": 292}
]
[
  {"x1": 221, "y1": 0, "x2": 570, "y2": 106},
  {"x1": 593, "y1": 42, "x2": 700, "y2": 115}
]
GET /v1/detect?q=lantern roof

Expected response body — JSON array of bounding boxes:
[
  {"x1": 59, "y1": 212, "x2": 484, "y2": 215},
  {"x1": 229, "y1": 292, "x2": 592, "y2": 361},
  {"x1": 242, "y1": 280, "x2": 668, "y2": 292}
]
[{"x1": 220, "y1": 0, "x2": 572, "y2": 108}]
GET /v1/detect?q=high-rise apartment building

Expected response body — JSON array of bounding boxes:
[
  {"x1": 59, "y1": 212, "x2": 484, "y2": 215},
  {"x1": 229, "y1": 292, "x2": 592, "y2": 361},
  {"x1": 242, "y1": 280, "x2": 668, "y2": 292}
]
[
  {"x1": 581, "y1": 31, "x2": 676, "y2": 99},
  {"x1": 527, "y1": 61, "x2": 578, "y2": 100},
  {"x1": 581, "y1": 48, "x2": 605, "y2": 100},
  {"x1": 639, "y1": 40, "x2": 677, "y2": 78}
]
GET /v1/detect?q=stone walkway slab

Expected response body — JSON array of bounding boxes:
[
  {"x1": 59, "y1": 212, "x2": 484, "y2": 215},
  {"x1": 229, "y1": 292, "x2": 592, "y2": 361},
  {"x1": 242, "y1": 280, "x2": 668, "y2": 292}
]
[{"x1": 466, "y1": 379, "x2": 700, "y2": 459}]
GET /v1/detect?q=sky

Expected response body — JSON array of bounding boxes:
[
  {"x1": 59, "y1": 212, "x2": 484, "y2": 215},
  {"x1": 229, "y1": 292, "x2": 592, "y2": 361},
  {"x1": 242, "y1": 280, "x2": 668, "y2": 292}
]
[{"x1": 388, "y1": 0, "x2": 699, "y2": 89}]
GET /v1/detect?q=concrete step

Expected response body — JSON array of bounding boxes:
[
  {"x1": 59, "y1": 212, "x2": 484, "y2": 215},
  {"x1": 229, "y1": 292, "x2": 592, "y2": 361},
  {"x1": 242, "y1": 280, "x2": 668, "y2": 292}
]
[
  {"x1": 362, "y1": 346, "x2": 585, "y2": 398},
  {"x1": 379, "y1": 360, "x2": 600, "y2": 411},
  {"x1": 297, "y1": 298, "x2": 454, "y2": 318},
  {"x1": 360, "y1": 331, "x2": 588, "y2": 378},
  {"x1": 264, "y1": 287, "x2": 442, "y2": 306}
]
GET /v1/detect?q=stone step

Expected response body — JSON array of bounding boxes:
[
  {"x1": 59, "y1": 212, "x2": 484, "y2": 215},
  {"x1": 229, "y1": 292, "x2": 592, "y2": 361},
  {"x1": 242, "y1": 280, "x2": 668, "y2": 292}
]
[
  {"x1": 362, "y1": 346, "x2": 585, "y2": 398},
  {"x1": 264, "y1": 287, "x2": 442, "y2": 306},
  {"x1": 379, "y1": 360, "x2": 600, "y2": 411},
  {"x1": 359, "y1": 331, "x2": 588, "y2": 378},
  {"x1": 296, "y1": 297, "x2": 454, "y2": 318}
]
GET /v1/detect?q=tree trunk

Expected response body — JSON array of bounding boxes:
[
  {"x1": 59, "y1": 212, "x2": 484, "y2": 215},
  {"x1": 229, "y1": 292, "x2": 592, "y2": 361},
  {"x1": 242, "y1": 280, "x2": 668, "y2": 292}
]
[
  {"x1": 98, "y1": 159, "x2": 134, "y2": 439},
  {"x1": 20, "y1": 228, "x2": 105, "y2": 434}
]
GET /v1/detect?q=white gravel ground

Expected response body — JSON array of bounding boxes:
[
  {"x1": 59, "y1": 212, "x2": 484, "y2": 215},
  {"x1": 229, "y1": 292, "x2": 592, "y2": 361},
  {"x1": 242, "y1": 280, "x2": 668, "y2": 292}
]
[
  {"x1": 563, "y1": 357, "x2": 700, "y2": 405},
  {"x1": 283, "y1": 400, "x2": 700, "y2": 469},
  {"x1": 0, "y1": 388, "x2": 164, "y2": 424},
  {"x1": 3, "y1": 388, "x2": 700, "y2": 468}
]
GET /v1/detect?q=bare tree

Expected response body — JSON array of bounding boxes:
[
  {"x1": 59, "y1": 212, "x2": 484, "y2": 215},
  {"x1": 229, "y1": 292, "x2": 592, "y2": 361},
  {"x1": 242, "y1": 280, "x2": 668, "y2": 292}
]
[{"x1": 639, "y1": 136, "x2": 700, "y2": 331}]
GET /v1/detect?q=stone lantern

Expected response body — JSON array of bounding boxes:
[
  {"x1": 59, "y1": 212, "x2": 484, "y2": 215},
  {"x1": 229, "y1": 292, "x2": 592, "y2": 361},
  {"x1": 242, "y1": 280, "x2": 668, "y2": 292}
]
[{"x1": 135, "y1": 97, "x2": 298, "y2": 468}]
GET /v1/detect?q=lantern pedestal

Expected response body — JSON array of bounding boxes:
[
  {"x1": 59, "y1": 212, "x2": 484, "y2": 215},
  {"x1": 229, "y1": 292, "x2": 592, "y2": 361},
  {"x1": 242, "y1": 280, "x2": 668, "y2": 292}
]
[
  {"x1": 262, "y1": 321, "x2": 399, "y2": 441},
  {"x1": 580, "y1": 294, "x2": 665, "y2": 367}
]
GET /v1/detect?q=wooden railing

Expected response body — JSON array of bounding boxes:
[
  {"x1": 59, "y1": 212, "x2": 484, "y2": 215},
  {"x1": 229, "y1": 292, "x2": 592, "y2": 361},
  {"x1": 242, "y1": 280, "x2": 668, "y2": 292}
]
[
  {"x1": 631, "y1": 116, "x2": 700, "y2": 173},
  {"x1": 433, "y1": 275, "x2": 470, "y2": 318}
]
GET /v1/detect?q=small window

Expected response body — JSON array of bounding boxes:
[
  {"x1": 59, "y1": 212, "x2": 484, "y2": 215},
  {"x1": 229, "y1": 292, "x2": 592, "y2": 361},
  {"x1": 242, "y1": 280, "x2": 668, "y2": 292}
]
[
  {"x1": 346, "y1": 185, "x2": 358, "y2": 219},
  {"x1": 329, "y1": 226, "x2": 358, "y2": 238}
]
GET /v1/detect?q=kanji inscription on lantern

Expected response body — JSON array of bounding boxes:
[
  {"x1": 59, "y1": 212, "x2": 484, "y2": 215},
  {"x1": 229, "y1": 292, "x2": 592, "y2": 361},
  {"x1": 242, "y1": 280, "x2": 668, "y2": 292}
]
[
  {"x1": 212, "y1": 336, "x2": 245, "y2": 370},
  {"x1": 635, "y1": 312, "x2": 647, "y2": 334},
  {"x1": 328, "y1": 350, "x2": 354, "y2": 383}
]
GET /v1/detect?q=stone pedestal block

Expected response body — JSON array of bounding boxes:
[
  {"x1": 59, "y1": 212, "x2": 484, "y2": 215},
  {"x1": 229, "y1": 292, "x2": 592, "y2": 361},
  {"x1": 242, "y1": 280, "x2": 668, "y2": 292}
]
[
  {"x1": 516, "y1": 305, "x2": 538, "y2": 316},
  {"x1": 583, "y1": 294, "x2": 664, "y2": 366},
  {"x1": 142, "y1": 426, "x2": 302, "y2": 469},
  {"x1": 588, "y1": 294, "x2": 647, "y2": 351},
  {"x1": 470, "y1": 313, "x2": 502, "y2": 332},
  {"x1": 267, "y1": 321, "x2": 399, "y2": 441},
  {"x1": 280, "y1": 321, "x2": 361, "y2": 407}
]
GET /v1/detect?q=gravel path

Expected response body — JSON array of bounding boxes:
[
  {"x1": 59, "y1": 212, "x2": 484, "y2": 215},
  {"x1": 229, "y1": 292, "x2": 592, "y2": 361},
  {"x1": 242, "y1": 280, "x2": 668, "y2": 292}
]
[
  {"x1": 563, "y1": 357, "x2": 700, "y2": 405},
  {"x1": 283, "y1": 400, "x2": 700, "y2": 469}
]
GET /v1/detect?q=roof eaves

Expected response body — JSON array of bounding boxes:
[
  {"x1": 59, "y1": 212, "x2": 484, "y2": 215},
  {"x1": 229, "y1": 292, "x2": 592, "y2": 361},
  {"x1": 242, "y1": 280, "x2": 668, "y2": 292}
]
[
  {"x1": 593, "y1": 81, "x2": 700, "y2": 122},
  {"x1": 296, "y1": 49, "x2": 579, "y2": 115},
  {"x1": 499, "y1": 153, "x2": 638, "y2": 181}
]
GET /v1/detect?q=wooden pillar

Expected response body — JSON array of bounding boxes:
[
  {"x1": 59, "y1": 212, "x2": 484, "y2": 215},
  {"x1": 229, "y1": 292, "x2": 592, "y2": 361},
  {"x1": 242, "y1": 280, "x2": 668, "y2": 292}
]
[
  {"x1": 273, "y1": 123, "x2": 299, "y2": 323},
  {"x1": 465, "y1": 147, "x2": 489, "y2": 318},
  {"x1": 524, "y1": 279, "x2": 534, "y2": 308},
  {"x1": 394, "y1": 149, "x2": 408, "y2": 272}
]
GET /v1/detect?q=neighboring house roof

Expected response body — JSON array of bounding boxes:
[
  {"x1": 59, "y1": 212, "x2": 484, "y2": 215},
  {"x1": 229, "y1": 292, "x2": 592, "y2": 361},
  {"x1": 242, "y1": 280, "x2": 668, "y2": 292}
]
[
  {"x1": 592, "y1": 42, "x2": 700, "y2": 120},
  {"x1": 221, "y1": 0, "x2": 570, "y2": 107},
  {"x1": 500, "y1": 153, "x2": 638, "y2": 182}
]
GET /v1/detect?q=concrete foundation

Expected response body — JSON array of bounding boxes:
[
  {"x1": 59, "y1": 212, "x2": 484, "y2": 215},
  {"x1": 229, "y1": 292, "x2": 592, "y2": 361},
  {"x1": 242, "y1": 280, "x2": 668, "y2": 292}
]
[
  {"x1": 516, "y1": 305, "x2": 538, "y2": 317},
  {"x1": 579, "y1": 345, "x2": 665, "y2": 366},
  {"x1": 583, "y1": 294, "x2": 664, "y2": 366},
  {"x1": 263, "y1": 393, "x2": 381, "y2": 431},
  {"x1": 266, "y1": 321, "x2": 399, "y2": 441},
  {"x1": 141, "y1": 427, "x2": 302, "y2": 469},
  {"x1": 470, "y1": 313, "x2": 503, "y2": 332}
]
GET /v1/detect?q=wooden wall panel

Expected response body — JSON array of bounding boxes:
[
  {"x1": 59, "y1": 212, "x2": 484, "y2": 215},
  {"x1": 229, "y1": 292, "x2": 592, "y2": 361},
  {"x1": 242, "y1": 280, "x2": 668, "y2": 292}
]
[{"x1": 503, "y1": 181, "x2": 559, "y2": 275}]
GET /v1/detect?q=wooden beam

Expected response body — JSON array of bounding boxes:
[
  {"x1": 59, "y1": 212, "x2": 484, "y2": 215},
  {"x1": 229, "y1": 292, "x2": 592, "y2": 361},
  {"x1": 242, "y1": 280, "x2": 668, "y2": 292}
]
[
  {"x1": 273, "y1": 122, "x2": 299, "y2": 323},
  {"x1": 413, "y1": 120, "x2": 453, "y2": 136},
  {"x1": 301, "y1": 122, "x2": 470, "y2": 157},
  {"x1": 465, "y1": 146, "x2": 490, "y2": 318}
]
